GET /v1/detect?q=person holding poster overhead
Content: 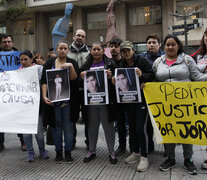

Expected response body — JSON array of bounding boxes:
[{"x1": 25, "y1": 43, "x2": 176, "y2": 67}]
[
  {"x1": 19, "y1": 50, "x2": 49, "y2": 162},
  {"x1": 0, "y1": 34, "x2": 26, "y2": 152},
  {"x1": 80, "y1": 42, "x2": 117, "y2": 164},
  {"x1": 153, "y1": 34, "x2": 207, "y2": 175},
  {"x1": 41, "y1": 40, "x2": 79, "y2": 164},
  {"x1": 118, "y1": 41, "x2": 154, "y2": 172}
]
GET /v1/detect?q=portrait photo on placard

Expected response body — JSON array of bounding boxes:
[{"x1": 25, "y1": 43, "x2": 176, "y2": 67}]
[
  {"x1": 84, "y1": 70, "x2": 109, "y2": 105},
  {"x1": 46, "y1": 68, "x2": 70, "y2": 102},
  {"x1": 115, "y1": 68, "x2": 141, "y2": 103}
]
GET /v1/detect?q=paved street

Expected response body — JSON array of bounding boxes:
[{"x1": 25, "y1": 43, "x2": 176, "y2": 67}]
[{"x1": 0, "y1": 124, "x2": 207, "y2": 180}]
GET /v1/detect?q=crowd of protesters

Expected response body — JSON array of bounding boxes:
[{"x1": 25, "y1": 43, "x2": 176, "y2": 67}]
[{"x1": 0, "y1": 27, "x2": 207, "y2": 175}]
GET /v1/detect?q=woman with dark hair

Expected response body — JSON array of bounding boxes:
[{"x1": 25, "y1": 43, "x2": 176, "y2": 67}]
[
  {"x1": 196, "y1": 28, "x2": 207, "y2": 73},
  {"x1": 20, "y1": 50, "x2": 49, "y2": 162},
  {"x1": 80, "y1": 42, "x2": 117, "y2": 164},
  {"x1": 196, "y1": 28, "x2": 207, "y2": 170},
  {"x1": 33, "y1": 53, "x2": 45, "y2": 65},
  {"x1": 153, "y1": 34, "x2": 207, "y2": 175},
  {"x1": 41, "y1": 40, "x2": 79, "y2": 163}
]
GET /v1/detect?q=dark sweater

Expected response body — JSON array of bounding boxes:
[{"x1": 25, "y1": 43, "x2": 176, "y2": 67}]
[{"x1": 41, "y1": 57, "x2": 80, "y2": 127}]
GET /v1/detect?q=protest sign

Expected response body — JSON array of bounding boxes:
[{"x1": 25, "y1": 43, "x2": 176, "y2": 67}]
[
  {"x1": 0, "y1": 51, "x2": 21, "y2": 72},
  {"x1": 84, "y1": 70, "x2": 109, "y2": 105},
  {"x1": 0, "y1": 66, "x2": 40, "y2": 134},
  {"x1": 46, "y1": 68, "x2": 70, "y2": 102},
  {"x1": 115, "y1": 68, "x2": 141, "y2": 103},
  {"x1": 144, "y1": 82, "x2": 207, "y2": 145}
]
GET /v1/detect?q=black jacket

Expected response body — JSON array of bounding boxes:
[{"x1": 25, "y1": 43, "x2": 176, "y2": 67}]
[
  {"x1": 120, "y1": 54, "x2": 154, "y2": 103},
  {"x1": 80, "y1": 53, "x2": 116, "y2": 122},
  {"x1": 41, "y1": 57, "x2": 80, "y2": 127}
]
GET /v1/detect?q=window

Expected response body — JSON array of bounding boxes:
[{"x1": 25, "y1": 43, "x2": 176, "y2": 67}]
[
  {"x1": 87, "y1": 12, "x2": 107, "y2": 30},
  {"x1": 14, "y1": 19, "x2": 34, "y2": 35},
  {"x1": 0, "y1": 27, "x2": 6, "y2": 34},
  {"x1": 133, "y1": 43, "x2": 147, "y2": 54},
  {"x1": 129, "y1": 6, "x2": 161, "y2": 25},
  {"x1": 176, "y1": 0, "x2": 207, "y2": 20}
]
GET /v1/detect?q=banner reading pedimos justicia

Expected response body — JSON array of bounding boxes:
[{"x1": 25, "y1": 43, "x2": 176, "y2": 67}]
[{"x1": 144, "y1": 82, "x2": 207, "y2": 146}]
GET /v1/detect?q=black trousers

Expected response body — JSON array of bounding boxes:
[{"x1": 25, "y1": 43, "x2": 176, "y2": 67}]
[{"x1": 125, "y1": 103, "x2": 148, "y2": 157}]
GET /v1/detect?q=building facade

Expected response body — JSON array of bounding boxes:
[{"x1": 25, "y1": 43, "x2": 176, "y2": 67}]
[{"x1": 0, "y1": 0, "x2": 206, "y2": 56}]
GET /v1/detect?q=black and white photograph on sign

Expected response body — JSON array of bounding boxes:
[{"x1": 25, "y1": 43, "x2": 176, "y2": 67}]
[
  {"x1": 84, "y1": 70, "x2": 109, "y2": 105},
  {"x1": 46, "y1": 68, "x2": 70, "y2": 102},
  {"x1": 115, "y1": 68, "x2": 141, "y2": 103}
]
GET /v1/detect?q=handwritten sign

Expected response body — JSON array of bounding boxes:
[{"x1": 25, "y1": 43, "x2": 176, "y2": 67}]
[
  {"x1": 0, "y1": 51, "x2": 21, "y2": 72},
  {"x1": 0, "y1": 66, "x2": 40, "y2": 134},
  {"x1": 144, "y1": 82, "x2": 207, "y2": 146}
]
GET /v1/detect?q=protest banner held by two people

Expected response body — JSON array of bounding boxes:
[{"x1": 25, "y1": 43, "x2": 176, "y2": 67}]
[
  {"x1": 83, "y1": 68, "x2": 142, "y2": 105},
  {"x1": 144, "y1": 82, "x2": 207, "y2": 146}
]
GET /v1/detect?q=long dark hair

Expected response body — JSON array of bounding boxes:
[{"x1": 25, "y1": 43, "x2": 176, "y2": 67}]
[
  {"x1": 162, "y1": 34, "x2": 184, "y2": 55},
  {"x1": 199, "y1": 28, "x2": 207, "y2": 56}
]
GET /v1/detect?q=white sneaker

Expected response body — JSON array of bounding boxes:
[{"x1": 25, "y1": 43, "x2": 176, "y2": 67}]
[
  {"x1": 137, "y1": 156, "x2": 149, "y2": 172},
  {"x1": 124, "y1": 152, "x2": 140, "y2": 164},
  {"x1": 202, "y1": 159, "x2": 207, "y2": 169}
]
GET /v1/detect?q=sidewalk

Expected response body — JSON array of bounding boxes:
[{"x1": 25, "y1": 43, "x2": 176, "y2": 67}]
[{"x1": 0, "y1": 124, "x2": 206, "y2": 180}]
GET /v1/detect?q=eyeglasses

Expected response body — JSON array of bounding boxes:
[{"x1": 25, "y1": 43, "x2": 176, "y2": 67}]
[{"x1": 76, "y1": 34, "x2": 85, "y2": 38}]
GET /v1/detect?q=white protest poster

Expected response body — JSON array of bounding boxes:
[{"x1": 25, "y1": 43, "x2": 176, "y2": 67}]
[
  {"x1": 0, "y1": 66, "x2": 40, "y2": 134},
  {"x1": 115, "y1": 68, "x2": 141, "y2": 103},
  {"x1": 46, "y1": 68, "x2": 70, "y2": 102},
  {"x1": 84, "y1": 70, "x2": 109, "y2": 105}
]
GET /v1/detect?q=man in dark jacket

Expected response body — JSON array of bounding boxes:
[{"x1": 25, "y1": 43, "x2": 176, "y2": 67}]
[
  {"x1": 109, "y1": 38, "x2": 129, "y2": 156},
  {"x1": 0, "y1": 34, "x2": 26, "y2": 152},
  {"x1": 140, "y1": 33, "x2": 164, "y2": 153},
  {"x1": 140, "y1": 33, "x2": 165, "y2": 66},
  {"x1": 67, "y1": 29, "x2": 90, "y2": 149}
]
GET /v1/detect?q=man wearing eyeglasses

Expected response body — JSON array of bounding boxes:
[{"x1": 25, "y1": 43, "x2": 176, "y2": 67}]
[{"x1": 67, "y1": 29, "x2": 90, "y2": 150}]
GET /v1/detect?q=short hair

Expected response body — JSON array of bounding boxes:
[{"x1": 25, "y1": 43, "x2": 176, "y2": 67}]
[
  {"x1": 109, "y1": 38, "x2": 123, "y2": 46},
  {"x1": 162, "y1": 34, "x2": 184, "y2": 55},
  {"x1": 20, "y1": 50, "x2": 34, "y2": 59},
  {"x1": 117, "y1": 69, "x2": 127, "y2": 77},
  {"x1": 146, "y1": 33, "x2": 161, "y2": 44},
  {"x1": 0, "y1": 34, "x2": 13, "y2": 43}
]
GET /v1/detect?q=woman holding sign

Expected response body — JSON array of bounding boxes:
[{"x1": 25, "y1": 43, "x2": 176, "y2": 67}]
[
  {"x1": 19, "y1": 50, "x2": 49, "y2": 162},
  {"x1": 41, "y1": 40, "x2": 79, "y2": 163},
  {"x1": 153, "y1": 34, "x2": 207, "y2": 175},
  {"x1": 80, "y1": 42, "x2": 117, "y2": 164}
]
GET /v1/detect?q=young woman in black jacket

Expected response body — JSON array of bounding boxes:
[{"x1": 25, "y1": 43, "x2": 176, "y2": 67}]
[
  {"x1": 41, "y1": 40, "x2": 79, "y2": 164},
  {"x1": 80, "y1": 42, "x2": 117, "y2": 164}
]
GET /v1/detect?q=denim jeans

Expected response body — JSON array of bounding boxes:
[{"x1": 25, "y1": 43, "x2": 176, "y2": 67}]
[
  {"x1": 52, "y1": 103, "x2": 74, "y2": 152},
  {"x1": 23, "y1": 114, "x2": 45, "y2": 154}
]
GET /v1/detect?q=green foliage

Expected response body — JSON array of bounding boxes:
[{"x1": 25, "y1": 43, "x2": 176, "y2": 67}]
[{"x1": 0, "y1": 0, "x2": 27, "y2": 23}]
